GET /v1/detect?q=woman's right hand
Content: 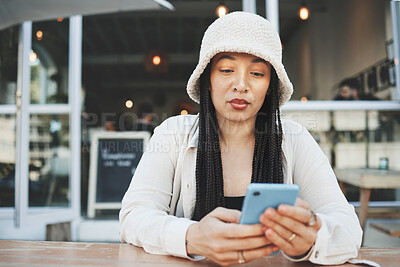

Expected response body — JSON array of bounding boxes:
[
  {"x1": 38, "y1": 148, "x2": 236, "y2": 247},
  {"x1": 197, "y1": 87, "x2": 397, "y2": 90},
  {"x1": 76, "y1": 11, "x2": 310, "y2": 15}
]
[{"x1": 185, "y1": 207, "x2": 279, "y2": 266}]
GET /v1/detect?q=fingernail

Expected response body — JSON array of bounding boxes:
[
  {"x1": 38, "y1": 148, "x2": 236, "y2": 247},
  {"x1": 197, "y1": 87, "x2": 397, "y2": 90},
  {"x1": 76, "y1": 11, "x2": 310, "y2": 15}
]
[
  {"x1": 266, "y1": 208, "x2": 275, "y2": 215},
  {"x1": 279, "y1": 205, "x2": 287, "y2": 212},
  {"x1": 266, "y1": 229, "x2": 274, "y2": 236}
]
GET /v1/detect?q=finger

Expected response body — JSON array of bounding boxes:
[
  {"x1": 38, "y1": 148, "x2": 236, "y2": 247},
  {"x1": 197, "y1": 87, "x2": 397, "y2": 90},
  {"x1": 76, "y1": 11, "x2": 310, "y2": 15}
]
[
  {"x1": 295, "y1": 198, "x2": 310, "y2": 210},
  {"x1": 261, "y1": 208, "x2": 309, "y2": 238},
  {"x1": 211, "y1": 207, "x2": 241, "y2": 224},
  {"x1": 218, "y1": 236, "x2": 273, "y2": 252},
  {"x1": 223, "y1": 223, "x2": 265, "y2": 238},
  {"x1": 240, "y1": 245, "x2": 280, "y2": 264},
  {"x1": 265, "y1": 227, "x2": 315, "y2": 257},
  {"x1": 276, "y1": 204, "x2": 322, "y2": 232},
  {"x1": 261, "y1": 216, "x2": 294, "y2": 241},
  {"x1": 263, "y1": 216, "x2": 314, "y2": 248},
  {"x1": 276, "y1": 204, "x2": 311, "y2": 224},
  {"x1": 211, "y1": 208, "x2": 265, "y2": 238},
  {"x1": 265, "y1": 228, "x2": 294, "y2": 252},
  {"x1": 262, "y1": 208, "x2": 318, "y2": 249},
  {"x1": 212, "y1": 245, "x2": 279, "y2": 266}
]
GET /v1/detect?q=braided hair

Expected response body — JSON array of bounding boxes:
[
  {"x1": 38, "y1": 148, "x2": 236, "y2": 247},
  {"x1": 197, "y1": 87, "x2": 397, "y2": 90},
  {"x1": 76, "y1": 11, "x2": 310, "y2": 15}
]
[{"x1": 193, "y1": 64, "x2": 284, "y2": 221}]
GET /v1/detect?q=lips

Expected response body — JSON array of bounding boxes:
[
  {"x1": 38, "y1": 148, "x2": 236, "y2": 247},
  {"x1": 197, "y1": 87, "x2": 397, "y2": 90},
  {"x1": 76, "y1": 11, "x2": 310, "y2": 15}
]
[{"x1": 229, "y1": 98, "x2": 249, "y2": 110}]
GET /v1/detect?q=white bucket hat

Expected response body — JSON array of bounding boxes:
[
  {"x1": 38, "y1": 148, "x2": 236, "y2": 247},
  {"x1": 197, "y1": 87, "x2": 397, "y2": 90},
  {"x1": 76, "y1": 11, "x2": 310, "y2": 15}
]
[{"x1": 186, "y1": 11, "x2": 293, "y2": 107}]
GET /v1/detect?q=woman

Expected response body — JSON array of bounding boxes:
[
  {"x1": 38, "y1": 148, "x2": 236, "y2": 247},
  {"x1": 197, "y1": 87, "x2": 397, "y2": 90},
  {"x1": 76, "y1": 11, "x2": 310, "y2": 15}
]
[{"x1": 120, "y1": 12, "x2": 362, "y2": 266}]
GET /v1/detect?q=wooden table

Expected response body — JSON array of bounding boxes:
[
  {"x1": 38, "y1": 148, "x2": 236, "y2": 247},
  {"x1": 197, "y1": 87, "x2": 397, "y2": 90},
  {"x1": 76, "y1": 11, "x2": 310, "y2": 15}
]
[
  {"x1": 370, "y1": 222, "x2": 400, "y2": 237},
  {"x1": 334, "y1": 168, "x2": 400, "y2": 230},
  {"x1": 0, "y1": 240, "x2": 399, "y2": 266}
]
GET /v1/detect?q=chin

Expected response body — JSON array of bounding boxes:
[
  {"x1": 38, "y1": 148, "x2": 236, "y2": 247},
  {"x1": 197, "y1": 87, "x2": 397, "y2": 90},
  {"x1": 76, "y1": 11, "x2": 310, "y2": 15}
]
[{"x1": 224, "y1": 112, "x2": 254, "y2": 123}]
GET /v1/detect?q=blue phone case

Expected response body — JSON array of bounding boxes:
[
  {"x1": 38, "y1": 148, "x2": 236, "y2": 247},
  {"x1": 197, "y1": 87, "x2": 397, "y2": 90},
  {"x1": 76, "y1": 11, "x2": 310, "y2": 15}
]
[{"x1": 240, "y1": 183, "x2": 300, "y2": 225}]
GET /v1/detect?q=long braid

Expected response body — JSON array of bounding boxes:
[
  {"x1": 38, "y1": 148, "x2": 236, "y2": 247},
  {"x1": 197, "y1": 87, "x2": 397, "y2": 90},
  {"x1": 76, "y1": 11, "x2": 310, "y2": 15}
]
[
  {"x1": 252, "y1": 68, "x2": 284, "y2": 183},
  {"x1": 194, "y1": 66, "x2": 224, "y2": 220},
  {"x1": 193, "y1": 66, "x2": 283, "y2": 221}
]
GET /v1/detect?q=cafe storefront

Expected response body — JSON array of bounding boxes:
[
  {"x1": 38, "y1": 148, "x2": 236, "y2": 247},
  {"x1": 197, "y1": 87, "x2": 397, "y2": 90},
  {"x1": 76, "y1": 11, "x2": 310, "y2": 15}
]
[
  {"x1": 0, "y1": 0, "x2": 173, "y2": 239},
  {"x1": 1, "y1": 0, "x2": 400, "y2": 241}
]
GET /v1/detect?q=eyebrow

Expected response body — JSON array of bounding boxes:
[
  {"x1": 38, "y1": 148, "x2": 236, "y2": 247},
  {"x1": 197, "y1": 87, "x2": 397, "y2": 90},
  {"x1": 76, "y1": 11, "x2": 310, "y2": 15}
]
[
  {"x1": 215, "y1": 55, "x2": 268, "y2": 65},
  {"x1": 251, "y1": 58, "x2": 267, "y2": 64},
  {"x1": 215, "y1": 55, "x2": 235, "y2": 63}
]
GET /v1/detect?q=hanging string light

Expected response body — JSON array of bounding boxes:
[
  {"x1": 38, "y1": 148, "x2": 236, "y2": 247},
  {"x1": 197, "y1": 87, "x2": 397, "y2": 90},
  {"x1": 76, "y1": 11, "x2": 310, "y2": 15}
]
[
  {"x1": 36, "y1": 30, "x2": 43, "y2": 41},
  {"x1": 125, "y1": 100, "x2": 134, "y2": 109},
  {"x1": 215, "y1": 2, "x2": 229, "y2": 18},
  {"x1": 152, "y1": 55, "x2": 161, "y2": 66},
  {"x1": 300, "y1": 96, "x2": 308, "y2": 103},
  {"x1": 298, "y1": 2, "x2": 310, "y2": 21},
  {"x1": 145, "y1": 50, "x2": 168, "y2": 74},
  {"x1": 29, "y1": 52, "x2": 38, "y2": 63}
]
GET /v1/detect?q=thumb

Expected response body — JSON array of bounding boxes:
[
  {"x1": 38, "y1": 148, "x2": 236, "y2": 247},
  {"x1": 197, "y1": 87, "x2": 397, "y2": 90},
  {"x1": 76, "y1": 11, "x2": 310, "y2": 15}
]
[{"x1": 211, "y1": 207, "x2": 241, "y2": 224}]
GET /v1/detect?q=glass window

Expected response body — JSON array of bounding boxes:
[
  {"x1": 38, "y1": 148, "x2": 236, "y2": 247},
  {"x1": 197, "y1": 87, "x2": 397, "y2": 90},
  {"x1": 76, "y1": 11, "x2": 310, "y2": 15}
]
[
  {"x1": 0, "y1": 115, "x2": 16, "y2": 207},
  {"x1": 282, "y1": 109, "x2": 400, "y2": 202},
  {"x1": 280, "y1": 0, "x2": 393, "y2": 101},
  {"x1": 0, "y1": 26, "x2": 18, "y2": 105},
  {"x1": 30, "y1": 19, "x2": 69, "y2": 104},
  {"x1": 29, "y1": 114, "x2": 70, "y2": 207}
]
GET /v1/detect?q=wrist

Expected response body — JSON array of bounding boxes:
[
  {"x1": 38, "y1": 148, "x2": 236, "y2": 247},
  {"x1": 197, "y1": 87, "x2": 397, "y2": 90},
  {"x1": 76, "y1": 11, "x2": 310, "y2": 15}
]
[
  {"x1": 283, "y1": 245, "x2": 314, "y2": 262},
  {"x1": 185, "y1": 223, "x2": 199, "y2": 256},
  {"x1": 293, "y1": 245, "x2": 313, "y2": 259}
]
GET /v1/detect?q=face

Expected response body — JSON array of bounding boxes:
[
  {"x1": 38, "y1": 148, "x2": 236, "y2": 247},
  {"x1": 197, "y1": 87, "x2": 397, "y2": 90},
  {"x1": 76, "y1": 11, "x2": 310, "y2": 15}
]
[
  {"x1": 209, "y1": 52, "x2": 271, "y2": 124},
  {"x1": 339, "y1": 85, "x2": 352, "y2": 99}
]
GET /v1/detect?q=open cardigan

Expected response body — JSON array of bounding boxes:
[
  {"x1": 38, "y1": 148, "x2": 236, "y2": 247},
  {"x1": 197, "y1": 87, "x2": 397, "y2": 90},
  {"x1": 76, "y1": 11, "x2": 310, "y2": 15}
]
[{"x1": 120, "y1": 114, "x2": 362, "y2": 265}]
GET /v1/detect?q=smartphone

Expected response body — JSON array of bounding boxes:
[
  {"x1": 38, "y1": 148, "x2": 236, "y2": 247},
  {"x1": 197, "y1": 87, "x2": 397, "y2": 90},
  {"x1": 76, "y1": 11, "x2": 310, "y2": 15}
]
[{"x1": 240, "y1": 183, "x2": 300, "y2": 225}]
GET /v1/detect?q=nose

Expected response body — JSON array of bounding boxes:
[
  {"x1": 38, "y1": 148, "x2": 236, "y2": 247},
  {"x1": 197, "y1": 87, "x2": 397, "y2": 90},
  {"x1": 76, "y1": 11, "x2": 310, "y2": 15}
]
[{"x1": 233, "y1": 72, "x2": 249, "y2": 93}]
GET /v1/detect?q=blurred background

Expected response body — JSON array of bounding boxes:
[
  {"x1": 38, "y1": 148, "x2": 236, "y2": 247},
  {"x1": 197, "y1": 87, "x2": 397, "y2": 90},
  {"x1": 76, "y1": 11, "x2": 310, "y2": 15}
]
[{"x1": 0, "y1": 0, "x2": 399, "y2": 246}]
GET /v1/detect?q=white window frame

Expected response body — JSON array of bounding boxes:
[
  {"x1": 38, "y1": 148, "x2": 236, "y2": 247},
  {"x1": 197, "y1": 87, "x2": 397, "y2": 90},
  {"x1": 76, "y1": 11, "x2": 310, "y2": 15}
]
[
  {"x1": 0, "y1": 16, "x2": 82, "y2": 227},
  {"x1": 392, "y1": 0, "x2": 400, "y2": 100}
]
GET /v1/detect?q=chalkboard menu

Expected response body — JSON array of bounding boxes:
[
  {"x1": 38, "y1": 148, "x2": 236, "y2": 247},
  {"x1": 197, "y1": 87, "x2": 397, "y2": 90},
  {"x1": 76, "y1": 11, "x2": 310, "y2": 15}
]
[{"x1": 88, "y1": 131, "x2": 150, "y2": 218}]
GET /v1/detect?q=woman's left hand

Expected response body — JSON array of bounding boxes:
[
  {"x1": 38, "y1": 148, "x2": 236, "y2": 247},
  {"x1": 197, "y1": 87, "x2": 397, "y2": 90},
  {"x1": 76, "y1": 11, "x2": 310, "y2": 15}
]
[{"x1": 259, "y1": 198, "x2": 322, "y2": 257}]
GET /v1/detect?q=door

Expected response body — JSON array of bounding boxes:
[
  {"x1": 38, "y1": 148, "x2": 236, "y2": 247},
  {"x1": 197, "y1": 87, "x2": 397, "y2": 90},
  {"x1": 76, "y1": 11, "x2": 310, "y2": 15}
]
[{"x1": 0, "y1": 16, "x2": 81, "y2": 228}]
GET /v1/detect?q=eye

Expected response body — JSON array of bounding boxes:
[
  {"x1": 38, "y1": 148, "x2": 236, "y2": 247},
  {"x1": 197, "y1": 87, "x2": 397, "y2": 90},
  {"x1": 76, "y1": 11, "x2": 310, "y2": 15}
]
[
  {"x1": 220, "y1": 69, "x2": 233, "y2": 73},
  {"x1": 251, "y1": 72, "x2": 264, "y2": 77}
]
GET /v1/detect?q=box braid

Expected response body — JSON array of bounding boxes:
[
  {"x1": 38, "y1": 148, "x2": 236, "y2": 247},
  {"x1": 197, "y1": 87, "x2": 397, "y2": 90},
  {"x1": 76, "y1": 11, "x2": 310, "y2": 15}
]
[{"x1": 193, "y1": 65, "x2": 284, "y2": 221}]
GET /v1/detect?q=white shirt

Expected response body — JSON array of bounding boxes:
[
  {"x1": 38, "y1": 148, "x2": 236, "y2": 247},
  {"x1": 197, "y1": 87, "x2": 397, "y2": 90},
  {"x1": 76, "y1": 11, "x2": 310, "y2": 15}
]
[{"x1": 120, "y1": 115, "x2": 362, "y2": 265}]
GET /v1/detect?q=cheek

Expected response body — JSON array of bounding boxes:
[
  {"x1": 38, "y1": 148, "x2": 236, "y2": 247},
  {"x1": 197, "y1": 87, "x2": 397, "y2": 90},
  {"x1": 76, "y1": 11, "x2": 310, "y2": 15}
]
[
  {"x1": 210, "y1": 78, "x2": 227, "y2": 98},
  {"x1": 209, "y1": 85, "x2": 222, "y2": 107},
  {"x1": 255, "y1": 93, "x2": 267, "y2": 107},
  {"x1": 254, "y1": 82, "x2": 270, "y2": 103}
]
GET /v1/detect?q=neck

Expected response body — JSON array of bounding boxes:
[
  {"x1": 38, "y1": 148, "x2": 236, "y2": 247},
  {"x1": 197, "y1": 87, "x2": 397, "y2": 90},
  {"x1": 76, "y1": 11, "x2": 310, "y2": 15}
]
[{"x1": 217, "y1": 114, "x2": 256, "y2": 149}]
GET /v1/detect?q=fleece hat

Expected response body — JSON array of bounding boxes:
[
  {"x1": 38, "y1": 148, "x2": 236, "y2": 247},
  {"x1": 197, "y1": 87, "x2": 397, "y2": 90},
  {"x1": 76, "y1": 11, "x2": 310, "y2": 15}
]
[{"x1": 186, "y1": 11, "x2": 293, "y2": 107}]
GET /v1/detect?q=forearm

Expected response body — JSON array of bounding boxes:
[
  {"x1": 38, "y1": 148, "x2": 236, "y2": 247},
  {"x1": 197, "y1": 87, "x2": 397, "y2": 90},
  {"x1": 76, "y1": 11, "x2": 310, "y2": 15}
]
[{"x1": 120, "y1": 206, "x2": 196, "y2": 258}]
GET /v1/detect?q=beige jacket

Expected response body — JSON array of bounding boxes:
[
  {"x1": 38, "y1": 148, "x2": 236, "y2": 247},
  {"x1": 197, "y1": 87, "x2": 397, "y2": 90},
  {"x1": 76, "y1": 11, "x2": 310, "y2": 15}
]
[{"x1": 120, "y1": 115, "x2": 362, "y2": 265}]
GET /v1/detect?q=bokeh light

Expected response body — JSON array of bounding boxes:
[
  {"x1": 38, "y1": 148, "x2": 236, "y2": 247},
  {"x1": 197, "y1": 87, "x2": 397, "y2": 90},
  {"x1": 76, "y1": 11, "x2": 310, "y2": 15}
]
[
  {"x1": 125, "y1": 100, "x2": 134, "y2": 109},
  {"x1": 152, "y1": 56, "x2": 161, "y2": 66},
  {"x1": 300, "y1": 96, "x2": 308, "y2": 103},
  {"x1": 299, "y1": 6, "x2": 309, "y2": 20},
  {"x1": 216, "y1": 5, "x2": 229, "y2": 18}
]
